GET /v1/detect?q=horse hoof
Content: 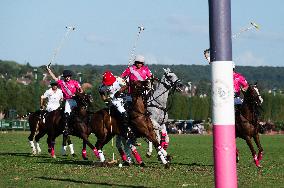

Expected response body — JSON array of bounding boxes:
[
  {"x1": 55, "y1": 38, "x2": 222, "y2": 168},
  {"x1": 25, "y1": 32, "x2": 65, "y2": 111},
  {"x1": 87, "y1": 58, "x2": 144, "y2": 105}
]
[
  {"x1": 165, "y1": 163, "x2": 170, "y2": 169},
  {"x1": 166, "y1": 155, "x2": 173, "y2": 162},
  {"x1": 52, "y1": 155, "x2": 56, "y2": 159},
  {"x1": 146, "y1": 152, "x2": 152, "y2": 158},
  {"x1": 122, "y1": 161, "x2": 131, "y2": 166},
  {"x1": 72, "y1": 154, "x2": 77, "y2": 158},
  {"x1": 140, "y1": 162, "x2": 146, "y2": 167}
]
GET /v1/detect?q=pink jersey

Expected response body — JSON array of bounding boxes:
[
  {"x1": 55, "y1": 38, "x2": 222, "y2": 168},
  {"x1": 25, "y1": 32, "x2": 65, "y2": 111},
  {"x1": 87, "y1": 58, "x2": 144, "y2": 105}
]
[
  {"x1": 57, "y1": 80, "x2": 81, "y2": 99},
  {"x1": 233, "y1": 72, "x2": 248, "y2": 95},
  {"x1": 121, "y1": 65, "x2": 152, "y2": 81}
]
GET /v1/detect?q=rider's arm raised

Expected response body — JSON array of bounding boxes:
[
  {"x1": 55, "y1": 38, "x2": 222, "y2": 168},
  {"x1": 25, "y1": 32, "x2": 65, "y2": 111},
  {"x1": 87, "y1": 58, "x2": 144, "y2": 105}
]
[{"x1": 46, "y1": 67, "x2": 59, "y2": 81}]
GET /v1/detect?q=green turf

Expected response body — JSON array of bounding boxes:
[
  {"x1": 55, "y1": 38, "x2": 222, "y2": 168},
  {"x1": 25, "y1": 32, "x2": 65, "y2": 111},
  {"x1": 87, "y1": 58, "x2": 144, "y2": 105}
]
[{"x1": 0, "y1": 132, "x2": 283, "y2": 187}]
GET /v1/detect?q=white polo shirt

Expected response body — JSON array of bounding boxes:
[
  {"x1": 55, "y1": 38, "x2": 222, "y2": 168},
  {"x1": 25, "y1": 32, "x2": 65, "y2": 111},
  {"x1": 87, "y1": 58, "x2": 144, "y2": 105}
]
[{"x1": 42, "y1": 88, "x2": 63, "y2": 112}]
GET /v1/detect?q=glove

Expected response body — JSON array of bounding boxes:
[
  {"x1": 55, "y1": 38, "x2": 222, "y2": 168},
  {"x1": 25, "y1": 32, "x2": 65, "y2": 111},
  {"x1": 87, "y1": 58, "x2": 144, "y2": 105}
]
[
  {"x1": 114, "y1": 91, "x2": 121, "y2": 98},
  {"x1": 104, "y1": 99, "x2": 111, "y2": 105}
]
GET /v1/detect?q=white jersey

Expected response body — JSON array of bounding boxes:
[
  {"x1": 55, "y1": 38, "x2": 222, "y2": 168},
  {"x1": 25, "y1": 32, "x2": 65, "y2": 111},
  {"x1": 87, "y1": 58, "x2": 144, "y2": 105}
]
[
  {"x1": 99, "y1": 77, "x2": 127, "y2": 113},
  {"x1": 99, "y1": 77, "x2": 126, "y2": 99},
  {"x1": 42, "y1": 88, "x2": 63, "y2": 112}
]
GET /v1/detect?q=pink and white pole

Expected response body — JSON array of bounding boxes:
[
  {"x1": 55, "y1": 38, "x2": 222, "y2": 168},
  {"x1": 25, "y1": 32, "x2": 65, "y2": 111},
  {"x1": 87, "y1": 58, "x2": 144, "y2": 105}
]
[{"x1": 208, "y1": 0, "x2": 237, "y2": 187}]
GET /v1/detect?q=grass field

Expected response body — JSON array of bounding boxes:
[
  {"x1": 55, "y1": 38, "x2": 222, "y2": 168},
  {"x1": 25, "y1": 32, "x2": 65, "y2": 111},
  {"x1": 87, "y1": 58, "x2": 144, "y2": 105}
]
[{"x1": 0, "y1": 131, "x2": 283, "y2": 187}]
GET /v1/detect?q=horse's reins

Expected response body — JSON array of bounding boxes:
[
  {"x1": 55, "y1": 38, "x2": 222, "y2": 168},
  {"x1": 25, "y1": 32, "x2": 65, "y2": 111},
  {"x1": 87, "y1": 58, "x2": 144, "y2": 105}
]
[{"x1": 147, "y1": 73, "x2": 181, "y2": 123}]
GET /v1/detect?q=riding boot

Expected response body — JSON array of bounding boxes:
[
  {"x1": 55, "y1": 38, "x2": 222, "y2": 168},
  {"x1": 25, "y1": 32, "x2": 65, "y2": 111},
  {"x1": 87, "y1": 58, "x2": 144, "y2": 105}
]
[
  {"x1": 235, "y1": 104, "x2": 241, "y2": 116},
  {"x1": 63, "y1": 113, "x2": 70, "y2": 136},
  {"x1": 121, "y1": 112, "x2": 130, "y2": 139}
]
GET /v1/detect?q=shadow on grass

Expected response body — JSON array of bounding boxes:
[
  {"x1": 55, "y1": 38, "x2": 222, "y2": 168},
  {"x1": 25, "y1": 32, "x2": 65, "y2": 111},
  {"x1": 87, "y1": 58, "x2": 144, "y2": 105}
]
[
  {"x1": 0, "y1": 152, "x2": 51, "y2": 159},
  {"x1": 36, "y1": 176, "x2": 151, "y2": 188}
]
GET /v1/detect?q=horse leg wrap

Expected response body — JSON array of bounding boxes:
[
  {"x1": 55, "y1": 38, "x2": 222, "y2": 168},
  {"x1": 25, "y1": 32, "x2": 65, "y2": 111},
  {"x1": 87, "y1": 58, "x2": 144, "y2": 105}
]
[
  {"x1": 36, "y1": 142, "x2": 41, "y2": 154},
  {"x1": 68, "y1": 144, "x2": 75, "y2": 155},
  {"x1": 93, "y1": 148, "x2": 100, "y2": 159},
  {"x1": 158, "y1": 146, "x2": 167, "y2": 156},
  {"x1": 61, "y1": 145, "x2": 67, "y2": 155},
  {"x1": 163, "y1": 142, "x2": 169, "y2": 150},
  {"x1": 253, "y1": 154, "x2": 261, "y2": 167},
  {"x1": 98, "y1": 150, "x2": 105, "y2": 162},
  {"x1": 51, "y1": 147, "x2": 55, "y2": 158},
  {"x1": 118, "y1": 148, "x2": 127, "y2": 161},
  {"x1": 82, "y1": 149, "x2": 87, "y2": 159},
  {"x1": 258, "y1": 151, "x2": 264, "y2": 161},
  {"x1": 132, "y1": 149, "x2": 142, "y2": 164},
  {"x1": 158, "y1": 151, "x2": 167, "y2": 164},
  {"x1": 29, "y1": 141, "x2": 36, "y2": 154},
  {"x1": 147, "y1": 142, "x2": 153, "y2": 157}
]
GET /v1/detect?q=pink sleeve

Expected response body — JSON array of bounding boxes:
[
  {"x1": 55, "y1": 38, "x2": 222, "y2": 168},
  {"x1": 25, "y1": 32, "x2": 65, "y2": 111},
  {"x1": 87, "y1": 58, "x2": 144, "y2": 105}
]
[
  {"x1": 239, "y1": 75, "x2": 248, "y2": 88},
  {"x1": 146, "y1": 66, "x2": 152, "y2": 78},
  {"x1": 74, "y1": 81, "x2": 81, "y2": 90},
  {"x1": 121, "y1": 67, "x2": 130, "y2": 78}
]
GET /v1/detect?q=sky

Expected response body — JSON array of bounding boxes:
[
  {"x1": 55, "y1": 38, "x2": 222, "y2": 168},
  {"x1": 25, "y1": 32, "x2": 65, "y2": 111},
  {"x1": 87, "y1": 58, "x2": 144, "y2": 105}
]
[{"x1": 0, "y1": 0, "x2": 283, "y2": 67}]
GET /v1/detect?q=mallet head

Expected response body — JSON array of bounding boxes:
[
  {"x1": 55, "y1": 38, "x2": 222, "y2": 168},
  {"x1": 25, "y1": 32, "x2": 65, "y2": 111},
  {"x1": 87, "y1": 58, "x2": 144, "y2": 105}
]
[{"x1": 251, "y1": 22, "x2": 260, "y2": 30}]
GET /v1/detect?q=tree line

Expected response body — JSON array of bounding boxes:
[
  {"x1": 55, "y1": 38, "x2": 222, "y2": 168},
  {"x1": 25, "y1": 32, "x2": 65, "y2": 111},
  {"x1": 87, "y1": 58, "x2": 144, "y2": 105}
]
[{"x1": 1, "y1": 60, "x2": 284, "y2": 123}]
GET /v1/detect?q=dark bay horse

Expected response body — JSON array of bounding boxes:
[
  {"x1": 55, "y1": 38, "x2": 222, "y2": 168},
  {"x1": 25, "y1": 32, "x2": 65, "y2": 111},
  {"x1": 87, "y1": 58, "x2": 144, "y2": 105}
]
[
  {"x1": 76, "y1": 83, "x2": 170, "y2": 167},
  {"x1": 43, "y1": 92, "x2": 96, "y2": 158},
  {"x1": 235, "y1": 83, "x2": 264, "y2": 167},
  {"x1": 26, "y1": 109, "x2": 74, "y2": 156},
  {"x1": 80, "y1": 98, "x2": 145, "y2": 165}
]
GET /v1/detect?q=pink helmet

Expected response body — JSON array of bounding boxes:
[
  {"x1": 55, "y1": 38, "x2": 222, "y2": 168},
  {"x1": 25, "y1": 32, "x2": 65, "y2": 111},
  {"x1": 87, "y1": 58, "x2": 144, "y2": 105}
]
[{"x1": 102, "y1": 71, "x2": 116, "y2": 86}]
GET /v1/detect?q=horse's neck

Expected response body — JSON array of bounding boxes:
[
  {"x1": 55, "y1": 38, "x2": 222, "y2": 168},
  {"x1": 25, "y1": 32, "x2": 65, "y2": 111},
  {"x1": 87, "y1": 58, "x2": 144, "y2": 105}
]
[
  {"x1": 149, "y1": 82, "x2": 169, "y2": 107},
  {"x1": 240, "y1": 101, "x2": 255, "y2": 121},
  {"x1": 132, "y1": 96, "x2": 146, "y2": 114}
]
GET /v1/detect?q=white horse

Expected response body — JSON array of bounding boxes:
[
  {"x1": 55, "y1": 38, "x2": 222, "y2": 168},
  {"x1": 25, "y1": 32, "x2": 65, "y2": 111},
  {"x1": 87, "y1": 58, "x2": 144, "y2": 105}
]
[{"x1": 146, "y1": 68, "x2": 183, "y2": 157}]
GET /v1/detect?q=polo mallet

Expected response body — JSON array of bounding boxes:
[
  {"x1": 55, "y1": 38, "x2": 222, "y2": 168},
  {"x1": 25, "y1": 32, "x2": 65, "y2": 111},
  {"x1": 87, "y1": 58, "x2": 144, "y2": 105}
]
[
  {"x1": 108, "y1": 108, "x2": 118, "y2": 164},
  {"x1": 203, "y1": 22, "x2": 260, "y2": 62},
  {"x1": 128, "y1": 25, "x2": 145, "y2": 67},
  {"x1": 232, "y1": 22, "x2": 260, "y2": 39},
  {"x1": 47, "y1": 26, "x2": 76, "y2": 69}
]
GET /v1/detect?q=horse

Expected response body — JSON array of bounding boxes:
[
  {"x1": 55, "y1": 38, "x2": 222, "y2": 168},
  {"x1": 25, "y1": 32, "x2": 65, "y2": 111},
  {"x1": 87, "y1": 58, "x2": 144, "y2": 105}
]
[
  {"x1": 77, "y1": 82, "x2": 170, "y2": 167},
  {"x1": 25, "y1": 109, "x2": 74, "y2": 156},
  {"x1": 127, "y1": 80, "x2": 171, "y2": 167},
  {"x1": 146, "y1": 68, "x2": 183, "y2": 157},
  {"x1": 235, "y1": 83, "x2": 264, "y2": 167},
  {"x1": 43, "y1": 92, "x2": 95, "y2": 158},
  {"x1": 79, "y1": 94, "x2": 146, "y2": 165}
]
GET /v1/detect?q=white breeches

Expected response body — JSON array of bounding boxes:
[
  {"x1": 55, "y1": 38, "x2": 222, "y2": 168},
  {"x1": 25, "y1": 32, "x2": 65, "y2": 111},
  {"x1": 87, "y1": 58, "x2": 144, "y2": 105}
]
[
  {"x1": 64, "y1": 99, "x2": 77, "y2": 114},
  {"x1": 112, "y1": 98, "x2": 126, "y2": 114},
  {"x1": 46, "y1": 104, "x2": 60, "y2": 112}
]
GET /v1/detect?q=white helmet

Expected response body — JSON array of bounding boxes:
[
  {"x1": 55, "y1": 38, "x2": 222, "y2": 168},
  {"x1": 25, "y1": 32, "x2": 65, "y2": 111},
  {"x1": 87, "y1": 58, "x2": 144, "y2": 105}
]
[{"x1": 134, "y1": 55, "x2": 145, "y2": 63}]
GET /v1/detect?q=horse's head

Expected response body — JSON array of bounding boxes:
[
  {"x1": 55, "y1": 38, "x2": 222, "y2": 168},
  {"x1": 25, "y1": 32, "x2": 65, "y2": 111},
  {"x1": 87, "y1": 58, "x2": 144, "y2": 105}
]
[
  {"x1": 245, "y1": 83, "x2": 263, "y2": 106},
  {"x1": 130, "y1": 80, "x2": 149, "y2": 97},
  {"x1": 73, "y1": 92, "x2": 93, "y2": 108},
  {"x1": 161, "y1": 68, "x2": 183, "y2": 92}
]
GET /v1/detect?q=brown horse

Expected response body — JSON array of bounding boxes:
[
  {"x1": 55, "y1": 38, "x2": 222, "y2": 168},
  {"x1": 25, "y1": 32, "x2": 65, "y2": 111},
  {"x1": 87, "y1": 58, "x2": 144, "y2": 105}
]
[
  {"x1": 26, "y1": 109, "x2": 74, "y2": 156},
  {"x1": 43, "y1": 92, "x2": 98, "y2": 158},
  {"x1": 235, "y1": 83, "x2": 264, "y2": 167},
  {"x1": 128, "y1": 80, "x2": 171, "y2": 167},
  {"x1": 77, "y1": 82, "x2": 170, "y2": 167}
]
